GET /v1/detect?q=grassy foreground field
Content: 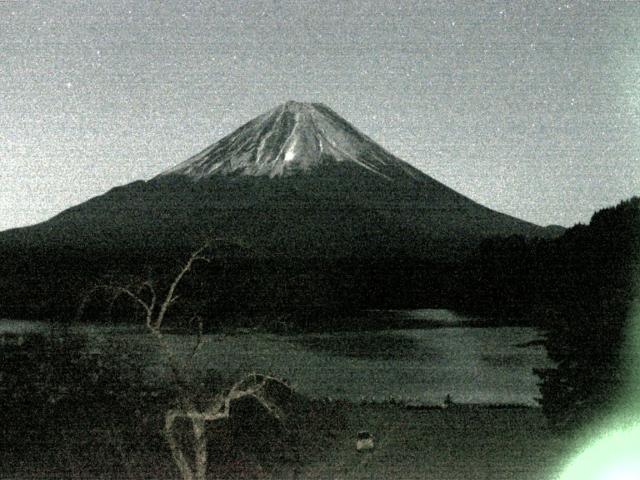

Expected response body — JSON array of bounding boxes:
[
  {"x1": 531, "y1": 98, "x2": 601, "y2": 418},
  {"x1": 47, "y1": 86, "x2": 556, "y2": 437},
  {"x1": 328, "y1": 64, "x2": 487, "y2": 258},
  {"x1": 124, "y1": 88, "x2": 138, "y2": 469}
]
[
  {"x1": 2, "y1": 402, "x2": 571, "y2": 480},
  {"x1": 272, "y1": 404, "x2": 570, "y2": 480},
  {"x1": 302, "y1": 406, "x2": 564, "y2": 480}
]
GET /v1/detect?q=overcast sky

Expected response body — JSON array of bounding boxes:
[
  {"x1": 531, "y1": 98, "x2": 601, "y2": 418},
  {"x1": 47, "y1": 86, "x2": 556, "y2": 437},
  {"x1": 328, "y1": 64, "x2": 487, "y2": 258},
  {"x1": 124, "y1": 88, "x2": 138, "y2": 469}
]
[{"x1": 1, "y1": 0, "x2": 639, "y2": 230}]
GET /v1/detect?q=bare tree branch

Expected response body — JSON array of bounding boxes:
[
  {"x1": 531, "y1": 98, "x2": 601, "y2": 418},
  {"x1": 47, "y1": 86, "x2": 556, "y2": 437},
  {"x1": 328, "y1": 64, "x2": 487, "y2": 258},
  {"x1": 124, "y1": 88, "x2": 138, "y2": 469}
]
[
  {"x1": 163, "y1": 373, "x2": 291, "y2": 480},
  {"x1": 155, "y1": 242, "x2": 211, "y2": 330},
  {"x1": 111, "y1": 286, "x2": 153, "y2": 325},
  {"x1": 79, "y1": 239, "x2": 290, "y2": 480},
  {"x1": 77, "y1": 283, "x2": 154, "y2": 325},
  {"x1": 140, "y1": 280, "x2": 157, "y2": 314},
  {"x1": 188, "y1": 315, "x2": 205, "y2": 360},
  {"x1": 165, "y1": 410, "x2": 196, "y2": 480}
]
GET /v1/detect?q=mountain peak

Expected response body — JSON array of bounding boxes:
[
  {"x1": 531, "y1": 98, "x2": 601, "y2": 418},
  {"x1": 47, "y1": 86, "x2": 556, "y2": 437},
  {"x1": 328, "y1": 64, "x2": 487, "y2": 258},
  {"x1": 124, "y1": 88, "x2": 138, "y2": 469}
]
[
  {"x1": 280, "y1": 100, "x2": 320, "y2": 111},
  {"x1": 159, "y1": 101, "x2": 422, "y2": 181}
]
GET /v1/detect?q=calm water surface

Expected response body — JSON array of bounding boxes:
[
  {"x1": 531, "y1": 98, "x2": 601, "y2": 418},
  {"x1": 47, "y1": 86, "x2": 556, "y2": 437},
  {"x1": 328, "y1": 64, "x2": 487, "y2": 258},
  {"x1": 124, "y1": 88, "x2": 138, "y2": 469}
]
[{"x1": 0, "y1": 310, "x2": 552, "y2": 406}]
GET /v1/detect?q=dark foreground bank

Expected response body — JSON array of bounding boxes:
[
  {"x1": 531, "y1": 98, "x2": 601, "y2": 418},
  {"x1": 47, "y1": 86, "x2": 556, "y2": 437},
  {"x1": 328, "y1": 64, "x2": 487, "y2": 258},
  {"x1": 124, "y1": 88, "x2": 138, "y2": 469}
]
[{"x1": 2, "y1": 399, "x2": 572, "y2": 480}]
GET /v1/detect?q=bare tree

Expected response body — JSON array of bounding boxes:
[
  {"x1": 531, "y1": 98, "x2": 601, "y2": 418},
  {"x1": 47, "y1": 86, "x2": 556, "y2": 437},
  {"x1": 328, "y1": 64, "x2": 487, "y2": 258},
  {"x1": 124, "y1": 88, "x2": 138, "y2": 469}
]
[{"x1": 80, "y1": 242, "x2": 291, "y2": 480}]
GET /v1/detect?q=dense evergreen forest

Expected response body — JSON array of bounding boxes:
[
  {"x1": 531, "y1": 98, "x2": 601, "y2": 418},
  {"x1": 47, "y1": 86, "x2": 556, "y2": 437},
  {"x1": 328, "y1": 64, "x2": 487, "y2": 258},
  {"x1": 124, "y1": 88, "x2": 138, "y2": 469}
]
[
  {"x1": 0, "y1": 198, "x2": 637, "y2": 332},
  {"x1": 0, "y1": 197, "x2": 638, "y2": 433},
  {"x1": 459, "y1": 197, "x2": 639, "y2": 429}
]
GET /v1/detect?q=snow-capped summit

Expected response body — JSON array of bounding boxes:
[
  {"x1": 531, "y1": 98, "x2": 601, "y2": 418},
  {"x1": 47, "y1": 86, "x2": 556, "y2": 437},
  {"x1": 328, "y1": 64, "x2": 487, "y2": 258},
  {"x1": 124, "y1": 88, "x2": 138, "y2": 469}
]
[
  {"x1": 0, "y1": 100, "x2": 561, "y2": 266},
  {"x1": 159, "y1": 101, "x2": 422, "y2": 181}
]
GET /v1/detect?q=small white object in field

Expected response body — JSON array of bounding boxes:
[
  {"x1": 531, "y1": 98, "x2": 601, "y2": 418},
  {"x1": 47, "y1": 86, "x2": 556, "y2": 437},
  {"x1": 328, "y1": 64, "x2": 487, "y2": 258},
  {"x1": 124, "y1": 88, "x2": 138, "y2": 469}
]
[{"x1": 356, "y1": 431, "x2": 374, "y2": 451}]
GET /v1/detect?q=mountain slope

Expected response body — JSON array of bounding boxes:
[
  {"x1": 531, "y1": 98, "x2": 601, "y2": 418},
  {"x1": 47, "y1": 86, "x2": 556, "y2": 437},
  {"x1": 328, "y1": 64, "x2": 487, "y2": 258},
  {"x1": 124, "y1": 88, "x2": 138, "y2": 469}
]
[
  {"x1": 1, "y1": 101, "x2": 559, "y2": 260},
  {"x1": 0, "y1": 101, "x2": 567, "y2": 319},
  {"x1": 159, "y1": 101, "x2": 425, "y2": 181}
]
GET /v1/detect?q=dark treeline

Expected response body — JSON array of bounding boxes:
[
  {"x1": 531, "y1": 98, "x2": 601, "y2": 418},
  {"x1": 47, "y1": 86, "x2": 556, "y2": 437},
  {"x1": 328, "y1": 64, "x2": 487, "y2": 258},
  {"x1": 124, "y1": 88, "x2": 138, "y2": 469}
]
[
  {"x1": 456, "y1": 197, "x2": 639, "y2": 325},
  {"x1": 458, "y1": 197, "x2": 639, "y2": 429},
  {"x1": 1, "y1": 199, "x2": 637, "y2": 335},
  {"x1": 0, "y1": 242, "x2": 460, "y2": 327},
  {"x1": 0, "y1": 197, "x2": 638, "y2": 431}
]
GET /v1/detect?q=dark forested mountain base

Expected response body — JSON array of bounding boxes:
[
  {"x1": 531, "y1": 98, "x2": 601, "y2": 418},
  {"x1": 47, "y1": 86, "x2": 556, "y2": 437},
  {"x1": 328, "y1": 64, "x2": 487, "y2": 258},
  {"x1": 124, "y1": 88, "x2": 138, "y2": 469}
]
[
  {"x1": 0, "y1": 102, "x2": 559, "y2": 323},
  {"x1": 456, "y1": 197, "x2": 639, "y2": 430},
  {"x1": 0, "y1": 245, "x2": 460, "y2": 326}
]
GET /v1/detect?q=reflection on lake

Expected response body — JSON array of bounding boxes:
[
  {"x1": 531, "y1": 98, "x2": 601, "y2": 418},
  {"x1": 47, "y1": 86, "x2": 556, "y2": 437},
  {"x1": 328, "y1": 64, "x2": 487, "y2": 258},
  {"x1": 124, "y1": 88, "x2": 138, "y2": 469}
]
[{"x1": 0, "y1": 310, "x2": 552, "y2": 406}]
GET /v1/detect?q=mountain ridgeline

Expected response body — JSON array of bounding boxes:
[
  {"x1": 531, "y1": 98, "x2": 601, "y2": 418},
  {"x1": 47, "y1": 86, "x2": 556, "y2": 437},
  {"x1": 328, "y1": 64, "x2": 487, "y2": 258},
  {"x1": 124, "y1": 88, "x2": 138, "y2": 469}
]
[
  {"x1": 0, "y1": 101, "x2": 564, "y2": 321},
  {"x1": 2, "y1": 102, "x2": 556, "y2": 256}
]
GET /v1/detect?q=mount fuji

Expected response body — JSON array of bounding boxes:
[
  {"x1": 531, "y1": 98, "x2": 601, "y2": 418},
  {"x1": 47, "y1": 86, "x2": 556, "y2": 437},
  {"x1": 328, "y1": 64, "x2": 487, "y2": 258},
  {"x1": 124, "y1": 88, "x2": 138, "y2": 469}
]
[
  {"x1": 160, "y1": 100, "x2": 428, "y2": 181},
  {"x1": 2, "y1": 101, "x2": 559, "y2": 260},
  {"x1": 0, "y1": 101, "x2": 565, "y2": 318}
]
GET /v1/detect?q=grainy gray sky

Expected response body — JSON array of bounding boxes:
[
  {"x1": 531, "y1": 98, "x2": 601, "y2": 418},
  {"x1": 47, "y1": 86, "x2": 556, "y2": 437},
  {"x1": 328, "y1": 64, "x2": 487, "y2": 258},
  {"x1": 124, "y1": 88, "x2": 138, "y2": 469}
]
[{"x1": 1, "y1": 0, "x2": 638, "y2": 230}]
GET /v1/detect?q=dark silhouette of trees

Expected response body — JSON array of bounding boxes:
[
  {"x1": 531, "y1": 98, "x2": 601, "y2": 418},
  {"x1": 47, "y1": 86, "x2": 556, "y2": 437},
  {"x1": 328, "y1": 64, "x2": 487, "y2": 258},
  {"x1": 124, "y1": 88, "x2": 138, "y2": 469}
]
[
  {"x1": 534, "y1": 197, "x2": 639, "y2": 430},
  {"x1": 459, "y1": 197, "x2": 639, "y2": 429},
  {"x1": 0, "y1": 326, "x2": 156, "y2": 464}
]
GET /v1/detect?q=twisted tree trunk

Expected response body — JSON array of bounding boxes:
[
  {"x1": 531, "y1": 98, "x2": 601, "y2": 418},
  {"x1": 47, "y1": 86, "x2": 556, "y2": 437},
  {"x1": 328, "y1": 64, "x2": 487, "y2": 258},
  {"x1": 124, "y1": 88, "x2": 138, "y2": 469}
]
[
  {"x1": 163, "y1": 374, "x2": 289, "y2": 480},
  {"x1": 81, "y1": 243, "x2": 290, "y2": 480}
]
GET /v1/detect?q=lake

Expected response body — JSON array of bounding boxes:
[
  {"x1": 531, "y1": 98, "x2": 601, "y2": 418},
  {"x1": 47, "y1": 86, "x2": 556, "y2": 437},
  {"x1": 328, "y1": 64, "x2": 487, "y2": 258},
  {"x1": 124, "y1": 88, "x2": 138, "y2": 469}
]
[{"x1": 0, "y1": 310, "x2": 552, "y2": 406}]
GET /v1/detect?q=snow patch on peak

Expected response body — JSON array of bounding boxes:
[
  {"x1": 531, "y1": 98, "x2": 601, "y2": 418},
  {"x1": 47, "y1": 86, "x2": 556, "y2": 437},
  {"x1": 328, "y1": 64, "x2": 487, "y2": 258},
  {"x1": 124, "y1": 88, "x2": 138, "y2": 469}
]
[
  {"x1": 283, "y1": 138, "x2": 298, "y2": 163},
  {"x1": 158, "y1": 101, "x2": 425, "y2": 182}
]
